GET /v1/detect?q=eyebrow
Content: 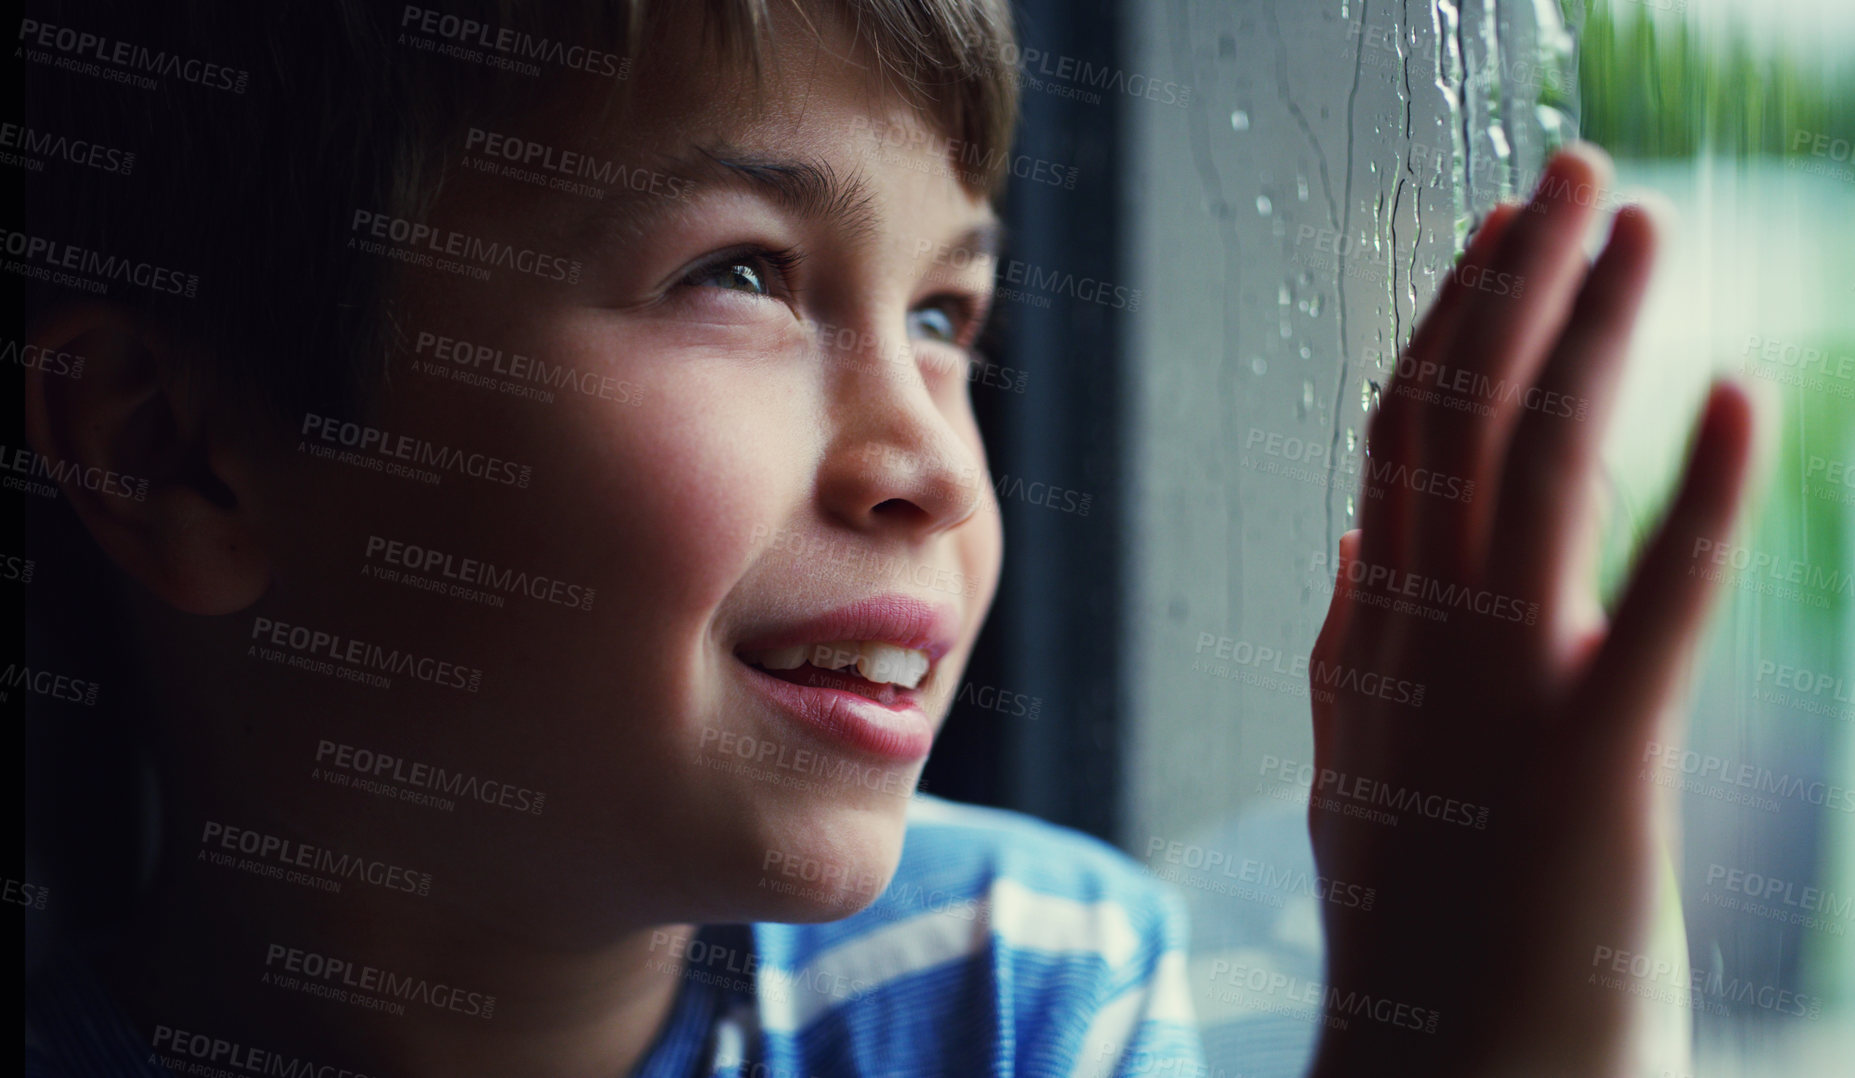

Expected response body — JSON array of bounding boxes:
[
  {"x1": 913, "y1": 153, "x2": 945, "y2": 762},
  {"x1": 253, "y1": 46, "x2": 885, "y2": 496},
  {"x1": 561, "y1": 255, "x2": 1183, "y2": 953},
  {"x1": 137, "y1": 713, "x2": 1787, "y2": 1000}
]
[
  {"x1": 939, "y1": 220, "x2": 1005, "y2": 262},
  {"x1": 569, "y1": 144, "x2": 883, "y2": 251}
]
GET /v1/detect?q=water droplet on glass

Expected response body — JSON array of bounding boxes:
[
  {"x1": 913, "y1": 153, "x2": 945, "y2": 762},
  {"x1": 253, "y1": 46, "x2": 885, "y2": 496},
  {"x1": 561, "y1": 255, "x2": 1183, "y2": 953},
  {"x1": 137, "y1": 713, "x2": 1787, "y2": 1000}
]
[
  {"x1": 1296, "y1": 176, "x2": 1310, "y2": 202},
  {"x1": 1250, "y1": 355, "x2": 1268, "y2": 375},
  {"x1": 1302, "y1": 378, "x2": 1316, "y2": 412},
  {"x1": 1360, "y1": 379, "x2": 1382, "y2": 413},
  {"x1": 1346, "y1": 427, "x2": 1358, "y2": 452},
  {"x1": 1344, "y1": 494, "x2": 1356, "y2": 519},
  {"x1": 1255, "y1": 194, "x2": 1273, "y2": 216},
  {"x1": 1230, "y1": 109, "x2": 1250, "y2": 131}
]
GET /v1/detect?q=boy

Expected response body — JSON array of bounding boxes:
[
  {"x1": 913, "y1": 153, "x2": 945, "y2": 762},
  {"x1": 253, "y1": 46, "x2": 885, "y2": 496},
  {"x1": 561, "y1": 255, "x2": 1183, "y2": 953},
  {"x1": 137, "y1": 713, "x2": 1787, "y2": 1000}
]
[{"x1": 18, "y1": 1, "x2": 1753, "y2": 1075}]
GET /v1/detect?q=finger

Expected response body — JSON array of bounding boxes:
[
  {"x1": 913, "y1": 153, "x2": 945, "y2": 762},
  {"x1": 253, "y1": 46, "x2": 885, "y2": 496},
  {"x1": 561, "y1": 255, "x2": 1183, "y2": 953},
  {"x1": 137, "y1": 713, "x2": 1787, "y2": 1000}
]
[
  {"x1": 1486, "y1": 203, "x2": 1661, "y2": 657},
  {"x1": 1577, "y1": 380, "x2": 1754, "y2": 756},
  {"x1": 1411, "y1": 144, "x2": 1616, "y2": 579},
  {"x1": 1311, "y1": 529, "x2": 1362, "y2": 759},
  {"x1": 1356, "y1": 203, "x2": 1522, "y2": 580}
]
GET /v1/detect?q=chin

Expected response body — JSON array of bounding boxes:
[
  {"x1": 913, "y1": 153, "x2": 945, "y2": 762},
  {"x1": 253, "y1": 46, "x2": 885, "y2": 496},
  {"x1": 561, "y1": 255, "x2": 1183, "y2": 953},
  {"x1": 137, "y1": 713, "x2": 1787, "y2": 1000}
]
[{"x1": 733, "y1": 786, "x2": 914, "y2": 923}]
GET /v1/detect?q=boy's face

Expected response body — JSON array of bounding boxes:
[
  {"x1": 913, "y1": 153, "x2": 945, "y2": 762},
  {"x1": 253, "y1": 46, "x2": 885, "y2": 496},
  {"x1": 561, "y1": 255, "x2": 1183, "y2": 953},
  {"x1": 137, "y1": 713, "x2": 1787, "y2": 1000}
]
[{"x1": 243, "y1": 9, "x2": 1003, "y2": 936}]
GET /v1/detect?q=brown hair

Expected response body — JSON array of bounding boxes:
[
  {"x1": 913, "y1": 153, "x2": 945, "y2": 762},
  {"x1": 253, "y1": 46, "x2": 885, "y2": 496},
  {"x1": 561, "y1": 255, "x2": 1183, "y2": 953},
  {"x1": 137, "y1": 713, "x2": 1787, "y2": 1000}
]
[{"x1": 22, "y1": 0, "x2": 1020, "y2": 420}]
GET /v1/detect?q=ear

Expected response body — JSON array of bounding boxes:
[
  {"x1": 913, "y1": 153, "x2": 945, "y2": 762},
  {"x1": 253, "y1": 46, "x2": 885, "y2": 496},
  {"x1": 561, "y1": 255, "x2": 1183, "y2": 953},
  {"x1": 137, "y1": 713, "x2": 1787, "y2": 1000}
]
[{"x1": 22, "y1": 303, "x2": 271, "y2": 615}]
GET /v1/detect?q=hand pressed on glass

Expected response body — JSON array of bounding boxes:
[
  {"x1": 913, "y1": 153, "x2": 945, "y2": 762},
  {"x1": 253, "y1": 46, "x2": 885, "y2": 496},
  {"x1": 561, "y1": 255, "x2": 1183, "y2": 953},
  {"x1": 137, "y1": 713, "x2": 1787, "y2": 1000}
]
[{"x1": 1306, "y1": 143, "x2": 1756, "y2": 1077}]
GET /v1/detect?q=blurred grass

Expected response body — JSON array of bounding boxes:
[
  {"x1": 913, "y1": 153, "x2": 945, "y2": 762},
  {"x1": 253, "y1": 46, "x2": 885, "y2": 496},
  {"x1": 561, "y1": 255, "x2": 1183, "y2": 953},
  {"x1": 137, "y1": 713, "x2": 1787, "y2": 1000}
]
[{"x1": 1579, "y1": 0, "x2": 1855, "y2": 160}]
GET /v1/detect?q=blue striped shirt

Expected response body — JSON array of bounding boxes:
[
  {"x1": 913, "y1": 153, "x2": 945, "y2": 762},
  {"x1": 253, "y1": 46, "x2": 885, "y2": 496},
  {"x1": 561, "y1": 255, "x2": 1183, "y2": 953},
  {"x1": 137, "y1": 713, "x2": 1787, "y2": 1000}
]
[{"x1": 28, "y1": 795, "x2": 1207, "y2": 1076}]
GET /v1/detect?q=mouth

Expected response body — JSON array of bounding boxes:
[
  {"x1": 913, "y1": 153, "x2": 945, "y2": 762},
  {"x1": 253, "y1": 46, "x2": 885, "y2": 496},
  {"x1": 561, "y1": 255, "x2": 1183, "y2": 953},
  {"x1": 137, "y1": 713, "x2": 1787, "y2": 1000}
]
[
  {"x1": 738, "y1": 641, "x2": 934, "y2": 706},
  {"x1": 730, "y1": 595, "x2": 959, "y2": 760}
]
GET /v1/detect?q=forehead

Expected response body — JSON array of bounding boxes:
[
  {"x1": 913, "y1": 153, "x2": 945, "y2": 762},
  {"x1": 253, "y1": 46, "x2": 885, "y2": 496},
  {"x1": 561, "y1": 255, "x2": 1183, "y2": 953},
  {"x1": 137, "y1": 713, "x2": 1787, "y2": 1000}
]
[{"x1": 487, "y1": 11, "x2": 995, "y2": 259}]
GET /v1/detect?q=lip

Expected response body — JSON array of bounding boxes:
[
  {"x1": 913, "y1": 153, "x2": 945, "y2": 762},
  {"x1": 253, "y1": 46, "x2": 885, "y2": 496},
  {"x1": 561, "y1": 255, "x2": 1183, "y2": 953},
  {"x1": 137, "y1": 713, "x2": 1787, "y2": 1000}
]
[
  {"x1": 733, "y1": 594, "x2": 961, "y2": 662},
  {"x1": 733, "y1": 594, "x2": 962, "y2": 761}
]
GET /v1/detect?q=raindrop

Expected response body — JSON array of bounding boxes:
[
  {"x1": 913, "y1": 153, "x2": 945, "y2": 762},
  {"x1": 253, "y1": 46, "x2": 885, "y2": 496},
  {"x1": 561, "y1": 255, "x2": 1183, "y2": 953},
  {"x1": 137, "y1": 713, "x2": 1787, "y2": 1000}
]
[
  {"x1": 1255, "y1": 194, "x2": 1273, "y2": 216},
  {"x1": 1250, "y1": 355, "x2": 1268, "y2": 375},
  {"x1": 1344, "y1": 494, "x2": 1356, "y2": 519},
  {"x1": 1345, "y1": 427, "x2": 1358, "y2": 452},
  {"x1": 1296, "y1": 175, "x2": 1310, "y2": 202},
  {"x1": 1230, "y1": 109, "x2": 1251, "y2": 131},
  {"x1": 1359, "y1": 379, "x2": 1382, "y2": 413},
  {"x1": 1302, "y1": 378, "x2": 1316, "y2": 412}
]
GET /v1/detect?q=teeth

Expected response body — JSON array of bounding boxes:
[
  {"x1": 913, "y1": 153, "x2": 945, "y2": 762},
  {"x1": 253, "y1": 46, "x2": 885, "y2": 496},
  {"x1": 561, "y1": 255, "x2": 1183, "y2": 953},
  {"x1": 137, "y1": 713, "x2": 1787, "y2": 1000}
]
[
  {"x1": 742, "y1": 640, "x2": 932, "y2": 690},
  {"x1": 854, "y1": 643, "x2": 930, "y2": 689}
]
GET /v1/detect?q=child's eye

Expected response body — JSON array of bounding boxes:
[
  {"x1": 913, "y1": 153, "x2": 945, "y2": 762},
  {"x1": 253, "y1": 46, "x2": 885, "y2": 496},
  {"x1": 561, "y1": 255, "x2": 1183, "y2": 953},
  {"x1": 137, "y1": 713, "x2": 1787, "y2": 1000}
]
[
  {"x1": 678, "y1": 247, "x2": 803, "y2": 300},
  {"x1": 907, "y1": 296, "x2": 982, "y2": 346},
  {"x1": 695, "y1": 260, "x2": 770, "y2": 295}
]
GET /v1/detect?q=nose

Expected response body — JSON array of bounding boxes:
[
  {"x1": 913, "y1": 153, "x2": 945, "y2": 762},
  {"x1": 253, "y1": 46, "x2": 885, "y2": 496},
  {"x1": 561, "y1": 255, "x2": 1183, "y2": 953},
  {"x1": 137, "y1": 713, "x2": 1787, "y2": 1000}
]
[{"x1": 814, "y1": 319, "x2": 987, "y2": 536}]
